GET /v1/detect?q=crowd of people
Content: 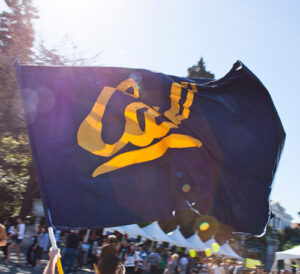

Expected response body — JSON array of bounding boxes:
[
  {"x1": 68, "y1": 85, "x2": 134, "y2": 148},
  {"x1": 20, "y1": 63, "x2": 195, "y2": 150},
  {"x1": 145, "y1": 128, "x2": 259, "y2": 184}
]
[
  {"x1": 0, "y1": 219, "x2": 296, "y2": 274},
  {"x1": 43, "y1": 231, "x2": 251, "y2": 274}
]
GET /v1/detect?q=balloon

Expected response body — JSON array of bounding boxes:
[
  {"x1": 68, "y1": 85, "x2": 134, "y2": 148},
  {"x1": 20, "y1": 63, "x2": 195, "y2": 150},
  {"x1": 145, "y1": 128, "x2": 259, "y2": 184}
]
[
  {"x1": 189, "y1": 249, "x2": 197, "y2": 258},
  {"x1": 212, "y1": 243, "x2": 220, "y2": 252},
  {"x1": 205, "y1": 248, "x2": 212, "y2": 257}
]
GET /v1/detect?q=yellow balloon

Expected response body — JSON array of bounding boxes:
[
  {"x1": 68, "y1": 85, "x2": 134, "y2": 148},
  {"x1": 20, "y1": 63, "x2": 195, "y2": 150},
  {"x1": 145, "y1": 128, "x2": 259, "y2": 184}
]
[
  {"x1": 205, "y1": 248, "x2": 212, "y2": 257},
  {"x1": 212, "y1": 243, "x2": 220, "y2": 252},
  {"x1": 189, "y1": 249, "x2": 197, "y2": 258}
]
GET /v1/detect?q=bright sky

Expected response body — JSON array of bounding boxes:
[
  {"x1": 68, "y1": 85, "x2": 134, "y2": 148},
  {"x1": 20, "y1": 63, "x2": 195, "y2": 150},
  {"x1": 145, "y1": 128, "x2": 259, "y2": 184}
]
[{"x1": 3, "y1": 0, "x2": 300, "y2": 222}]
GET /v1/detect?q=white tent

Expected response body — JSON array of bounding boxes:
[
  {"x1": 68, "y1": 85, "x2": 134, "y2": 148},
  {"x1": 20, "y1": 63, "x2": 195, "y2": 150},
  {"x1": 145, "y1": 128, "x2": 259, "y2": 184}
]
[
  {"x1": 142, "y1": 221, "x2": 178, "y2": 245},
  {"x1": 186, "y1": 234, "x2": 207, "y2": 251},
  {"x1": 272, "y1": 246, "x2": 300, "y2": 272},
  {"x1": 204, "y1": 237, "x2": 227, "y2": 256},
  {"x1": 103, "y1": 224, "x2": 153, "y2": 240},
  {"x1": 167, "y1": 227, "x2": 194, "y2": 248},
  {"x1": 116, "y1": 224, "x2": 153, "y2": 240},
  {"x1": 275, "y1": 245, "x2": 300, "y2": 260},
  {"x1": 102, "y1": 226, "x2": 126, "y2": 235},
  {"x1": 204, "y1": 237, "x2": 218, "y2": 249},
  {"x1": 103, "y1": 227, "x2": 116, "y2": 235},
  {"x1": 220, "y1": 242, "x2": 243, "y2": 259}
]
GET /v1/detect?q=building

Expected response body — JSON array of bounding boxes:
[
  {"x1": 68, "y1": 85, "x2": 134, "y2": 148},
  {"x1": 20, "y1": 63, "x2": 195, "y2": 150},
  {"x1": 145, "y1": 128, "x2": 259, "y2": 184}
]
[{"x1": 269, "y1": 201, "x2": 293, "y2": 231}]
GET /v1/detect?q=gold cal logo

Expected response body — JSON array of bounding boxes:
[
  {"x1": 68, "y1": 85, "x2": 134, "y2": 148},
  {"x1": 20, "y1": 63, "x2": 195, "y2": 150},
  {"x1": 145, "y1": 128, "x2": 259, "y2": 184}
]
[{"x1": 77, "y1": 78, "x2": 202, "y2": 177}]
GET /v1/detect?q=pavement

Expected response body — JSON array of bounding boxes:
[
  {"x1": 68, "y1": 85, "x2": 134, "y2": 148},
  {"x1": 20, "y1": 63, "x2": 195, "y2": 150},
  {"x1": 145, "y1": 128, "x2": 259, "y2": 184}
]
[{"x1": 0, "y1": 249, "x2": 94, "y2": 273}]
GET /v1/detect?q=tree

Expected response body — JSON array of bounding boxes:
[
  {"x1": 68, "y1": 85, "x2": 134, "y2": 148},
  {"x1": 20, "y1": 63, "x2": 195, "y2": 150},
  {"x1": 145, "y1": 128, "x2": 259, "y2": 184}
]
[
  {"x1": 0, "y1": 0, "x2": 38, "y2": 220},
  {"x1": 187, "y1": 57, "x2": 215, "y2": 79},
  {"x1": 0, "y1": 1, "x2": 102, "y2": 220},
  {"x1": 0, "y1": 0, "x2": 37, "y2": 61}
]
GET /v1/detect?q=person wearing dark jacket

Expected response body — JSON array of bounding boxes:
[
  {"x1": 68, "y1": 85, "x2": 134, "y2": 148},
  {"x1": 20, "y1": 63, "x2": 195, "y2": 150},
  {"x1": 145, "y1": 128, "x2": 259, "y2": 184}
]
[
  {"x1": 26, "y1": 224, "x2": 40, "y2": 266},
  {"x1": 61, "y1": 230, "x2": 82, "y2": 273}
]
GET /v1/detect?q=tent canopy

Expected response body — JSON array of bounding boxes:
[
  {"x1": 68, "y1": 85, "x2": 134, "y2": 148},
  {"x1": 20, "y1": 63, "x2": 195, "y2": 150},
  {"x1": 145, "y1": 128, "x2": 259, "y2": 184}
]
[
  {"x1": 104, "y1": 223, "x2": 242, "y2": 259},
  {"x1": 117, "y1": 224, "x2": 153, "y2": 240},
  {"x1": 186, "y1": 234, "x2": 207, "y2": 251},
  {"x1": 204, "y1": 237, "x2": 227, "y2": 256},
  {"x1": 220, "y1": 242, "x2": 243, "y2": 259},
  {"x1": 103, "y1": 227, "x2": 119, "y2": 235},
  {"x1": 167, "y1": 227, "x2": 194, "y2": 248},
  {"x1": 142, "y1": 221, "x2": 177, "y2": 245},
  {"x1": 275, "y1": 246, "x2": 300, "y2": 260}
]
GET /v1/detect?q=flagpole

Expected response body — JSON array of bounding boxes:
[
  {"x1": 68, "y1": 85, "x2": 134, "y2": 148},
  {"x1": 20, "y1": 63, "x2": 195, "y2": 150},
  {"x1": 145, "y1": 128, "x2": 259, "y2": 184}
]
[{"x1": 48, "y1": 227, "x2": 64, "y2": 274}]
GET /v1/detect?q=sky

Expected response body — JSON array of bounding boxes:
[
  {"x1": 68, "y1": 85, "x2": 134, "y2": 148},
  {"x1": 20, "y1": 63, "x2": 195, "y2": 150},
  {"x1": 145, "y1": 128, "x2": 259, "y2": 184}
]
[{"x1": 2, "y1": 0, "x2": 299, "y2": 222}]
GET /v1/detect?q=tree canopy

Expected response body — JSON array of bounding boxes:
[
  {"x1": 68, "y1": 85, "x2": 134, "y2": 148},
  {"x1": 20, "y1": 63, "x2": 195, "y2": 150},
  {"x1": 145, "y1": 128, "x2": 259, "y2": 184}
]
[
  {"x1": 187, "y1": 57, "x2": 215, "y2": 79},
  {"x1": 0, "y1": 0, "x2": 38, "y2": 220},
  {"x1": 0, "y1": 0, "x2": 102, "y2": 220}
]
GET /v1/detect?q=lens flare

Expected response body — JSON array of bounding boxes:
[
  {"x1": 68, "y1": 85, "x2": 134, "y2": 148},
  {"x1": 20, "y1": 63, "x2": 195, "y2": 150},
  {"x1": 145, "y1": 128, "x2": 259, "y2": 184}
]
[
  {"x1": 182, "y1": 184, "x2": 191, "y2": 193},
  {"x1": 199, "y1": 222, "x2": 209, "y2": 231}
]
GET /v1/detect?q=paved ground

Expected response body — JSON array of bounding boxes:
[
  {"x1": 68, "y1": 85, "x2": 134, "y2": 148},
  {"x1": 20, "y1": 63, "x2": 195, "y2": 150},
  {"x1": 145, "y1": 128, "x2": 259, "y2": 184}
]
[{"x1": 0, "y1": 250, "x2": 94, "y2": 273}]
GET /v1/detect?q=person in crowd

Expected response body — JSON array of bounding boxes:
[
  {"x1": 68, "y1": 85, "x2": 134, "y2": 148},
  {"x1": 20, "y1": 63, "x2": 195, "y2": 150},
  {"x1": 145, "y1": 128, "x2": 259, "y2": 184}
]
[
  {"x1": 99, "y1": 234, "x2": 119, "y2": 259},
  {"x1": 44, "y1": 247, "x2": 126, "y2": 274},
  {"x1": 124, "y1": 242, "x2": 140, "y2": 273},
  {"x1": 178, "y1": 252, "x2": 189, "y2": 274},
  {"x1": 98, "y1": 253, "x2": 126, "y2": 274},
  {"x1": 0, "y1": 223, "x2": 7, "y2": 247},
  {"x1": 220, "y1": 259, "x2": 228, "y2": 274},
  {"x1": 61, "y1": 230, "x2": 82, "y2": 273},
  {"x1": 5, "y1": 216, "x2": 26, "y2": 265},
  {"x1": 43, "y1": 247, "x2": 61, "y2": 274},
  {"x1": 164, "y1": 253, "x2": 180, "y2": 274},
  {"x1": 160, "y1": 248, "x2": 169, "y2": 272},
  {"x1": 108, "y1": 234, "x2": 118, "y2": 245},
  {"x1": 80, "y1": 238, "x2": 91, "y2": 265},
  {"x1": 0, "y1": 218, "x2": 14, "y2": 260},
  {"x1": 211, "y1": 259, "x2": 225, "y2": 274},
  {"x1": 119, "y1": 238, "x2": 129, "y2": 259},
  {"x1": 55, "y1": 229, "x2": 62, "y2": 244},
  {"x1": 233, "y1": 261, "x2": 244, "y2": 274},
  {"x1": 199, "y1": 257, "x2": 209, "y2": 274},
  {"x1": 100, "y1": 242, "x2": 119, "y2": 260},
  {"x1": 116, "y1": 240, "x2": 122, "y2": 255},
  {"x1": 34, "y1": 225, "x2": 50, "y2": 270},
  {"x1": 137, "y1": 243, "x2": 148, "y2": 274},
  {"x1": 91, "y1": 237, "x2": 102, "y2": 263},
  {"x1": 147, "y1": 247, "x2": 162, "y2": 274},
  {"x1": 223, "y1": 260, "x2": 234, "y2": 274},
  {"x1": 26, "y1": 224, "x2": 40, "y2": 266}
]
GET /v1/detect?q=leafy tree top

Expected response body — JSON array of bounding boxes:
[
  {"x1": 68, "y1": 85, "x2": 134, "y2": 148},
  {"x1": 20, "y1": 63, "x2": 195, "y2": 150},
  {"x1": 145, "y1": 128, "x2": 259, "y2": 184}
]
[
  {"x1": 188, "y1": 57, "x2": 215, "y2": 79},
  {"x1": 0, "y1": 0, "x2": 38, "y2": 62}
]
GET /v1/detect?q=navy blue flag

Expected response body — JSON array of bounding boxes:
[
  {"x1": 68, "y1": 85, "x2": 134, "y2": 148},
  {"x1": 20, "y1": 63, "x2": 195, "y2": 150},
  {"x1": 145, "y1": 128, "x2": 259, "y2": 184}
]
[{"x1": 15, "y1": 61, "x2": 285, "y2": 235}]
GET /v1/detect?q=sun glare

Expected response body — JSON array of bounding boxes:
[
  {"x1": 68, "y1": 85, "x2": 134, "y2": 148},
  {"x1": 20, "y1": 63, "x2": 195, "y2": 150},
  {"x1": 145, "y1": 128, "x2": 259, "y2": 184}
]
[{"x1": 36, "y1": 0, "x2": 126, "y2": 48}]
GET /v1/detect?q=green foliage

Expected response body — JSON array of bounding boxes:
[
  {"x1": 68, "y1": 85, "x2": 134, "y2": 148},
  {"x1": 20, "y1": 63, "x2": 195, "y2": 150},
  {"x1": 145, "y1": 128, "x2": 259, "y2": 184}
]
[
  {"x1": 0, "y1": 0, "x2": 37, "y2": 62},
  {"x1": 0, "y1": 134, "x2": 31, "y2": 220},
  {"x1": 277, "y1": 227, "x2": 300, "y2": 250},
  {"x1": 0, "y1": 0, "x2": 38, "y2": 221},
  {"x1": 0, "y1": 1, "x2": 102, "y2": 221},
  {"x1": 187, "y1": 57, "x2": 215, "y2": 79}
]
